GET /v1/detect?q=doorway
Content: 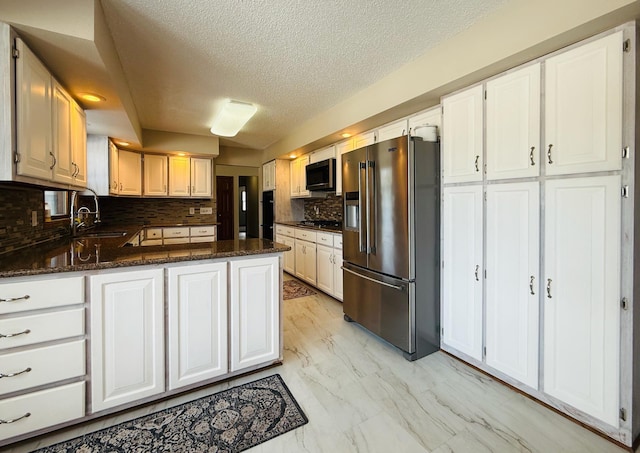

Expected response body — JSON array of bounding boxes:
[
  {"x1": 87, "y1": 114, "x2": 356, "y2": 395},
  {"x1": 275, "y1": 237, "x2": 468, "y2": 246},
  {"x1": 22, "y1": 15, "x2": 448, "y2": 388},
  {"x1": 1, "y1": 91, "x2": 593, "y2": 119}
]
[
  {"x1": 216, "y1": 176, "x2": 234, "y2": 240},
  {"x1": 239, "y1": 175, "x2": 259, "y2": 238}
]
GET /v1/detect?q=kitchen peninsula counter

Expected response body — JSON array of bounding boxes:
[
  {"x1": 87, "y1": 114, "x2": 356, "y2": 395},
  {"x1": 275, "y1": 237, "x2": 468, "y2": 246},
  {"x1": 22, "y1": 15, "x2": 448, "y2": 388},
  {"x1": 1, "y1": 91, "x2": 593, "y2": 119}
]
[{"x1": 0, "y1": 225, "x2": 289, "y2": 278}]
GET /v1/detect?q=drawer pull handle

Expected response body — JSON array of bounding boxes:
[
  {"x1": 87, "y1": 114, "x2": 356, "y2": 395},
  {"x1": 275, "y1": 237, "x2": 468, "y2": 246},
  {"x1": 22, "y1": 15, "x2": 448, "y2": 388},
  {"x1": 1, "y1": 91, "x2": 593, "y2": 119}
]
[
  {"x1": 0, "y1": 329, "x2": 31, "y2": 339},
  {"x1": 0, "y1": 413, "x2": 31, "y2": 424},
  {"x1": 0, "y1": 295, "x2": 30, "y2": 303},
  {"x1": 0, "y1": 367, "x2": 32, "y2": 378}
]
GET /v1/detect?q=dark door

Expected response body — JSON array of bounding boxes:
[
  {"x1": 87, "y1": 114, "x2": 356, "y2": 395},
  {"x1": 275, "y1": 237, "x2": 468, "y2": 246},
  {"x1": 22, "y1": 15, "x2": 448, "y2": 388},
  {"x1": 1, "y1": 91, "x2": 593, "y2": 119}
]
[{"x1": 216, "y1": 176, "x2": 234, "y2": 240}]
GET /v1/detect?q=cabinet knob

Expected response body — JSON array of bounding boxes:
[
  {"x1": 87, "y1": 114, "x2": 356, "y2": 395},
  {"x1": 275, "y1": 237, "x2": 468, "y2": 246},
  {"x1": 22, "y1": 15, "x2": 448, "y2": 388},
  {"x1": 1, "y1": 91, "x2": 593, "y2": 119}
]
[
  {"x1": 0, "y1": 367, "x2": 32, "y2": 379},
  {"x1": 546, "y1": 278, "x2": 553, "y2": 298},
  {"x1": 529, "y1": 276, "x2": 535, "y2": 295},
  {"x1": 529, "y1": 147, "x2": 535, "y2": 166},
  {"x1": 0, "y1": 412, "x2": 31, "y2": 424},
  {"x1": 49, "y1": 151, "x2": 57, "y2": 170},
  {"x1": 547, "y1": 144, "x2": 553, "y2": 164},
  {"x1": 474, "y1": 155, "x2": 479, "y2": 172},
  {"x1": 0, "y1": 294, "x2": 30, "y2": 303},
  {"x1": 0, "y1": 328, "x2": 31, "y2": 339},
  {"x1": 475, "y1": 265, "x2": 479, "y2": 281}
]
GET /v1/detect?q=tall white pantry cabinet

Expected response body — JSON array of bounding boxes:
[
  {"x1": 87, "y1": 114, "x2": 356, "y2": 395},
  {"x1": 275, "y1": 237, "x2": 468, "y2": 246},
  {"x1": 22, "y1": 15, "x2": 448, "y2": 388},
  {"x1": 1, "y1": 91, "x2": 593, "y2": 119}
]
[{"x1": 440, "y1": 23, "x2": 639, "y2": 447}]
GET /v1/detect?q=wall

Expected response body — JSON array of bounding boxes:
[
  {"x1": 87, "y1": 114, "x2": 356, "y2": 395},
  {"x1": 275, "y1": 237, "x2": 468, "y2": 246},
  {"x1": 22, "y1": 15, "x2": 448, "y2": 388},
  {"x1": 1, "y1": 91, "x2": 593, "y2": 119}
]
[
  {"x1": 0, "y1": 185, "x2": 67, "y2": 254},
  {"x1": 263, "y1": 0, "x2": 639, "y2": 160},
  {"x1": 216, "y1": 146, "x2": 263, "y2": 167},
  {"x1": 97, "y1": 196, "x2": 216, "y2": 226}
]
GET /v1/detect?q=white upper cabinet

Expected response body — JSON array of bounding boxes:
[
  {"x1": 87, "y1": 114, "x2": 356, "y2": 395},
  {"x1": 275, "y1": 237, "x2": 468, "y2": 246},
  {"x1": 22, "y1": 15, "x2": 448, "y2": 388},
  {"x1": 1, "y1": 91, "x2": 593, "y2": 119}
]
[
  {"x1": 335, "y1": 139, "x2": 354, "y2": 196},
  {"x1": 409, "y1": 106, "x2": 442, "y2": 138},
  {"x1": 109, "y1": 140, "x2": 119, "y2": 195},
  {"x1": 485, "y1": 182, "x2": 539, "y2": 388},
  {"x1": 353, "y1": 131, "x2": 376, "y2": 150},
  {"x1": 70, "y1": 102, "x2": 87, "y2": 187},
  {"x1": 442, "y1": 185, "x2": 483, "y2": 360},
  {"x1": 16, "y1": 38, "x2": 53, "y2": 181},
  {"x1": 118, "y1": 150, "x2": 142, "y2": 196},
  {"x1": 144, "y1": 154, "x2": 168, "y2": 196},
  {"x1": 544, "y1": 31, "x2": 623, "y2": 176},
  {"x1": 191, "y1": 157, "x2": 213, "y2": 198},
  {"x1": 309, "y1": 145, "x2": 335, "y2": 164},
  {"x1": 377, "y1": 119, "x2": 408, "y2": 142},
  {"x1": 262, "y1": 160, "x2": 276, "y2": 191},
  {"x1": 442, "y1": 85, "x2": 484, "y2": 183},
  {"x1": 169, "y1": 156, "x2": 191, "y2": 197},
  {"x1": 290, "y1": 154, "x2": 310, "y2": 197},
  {"x1": 486, "y1": 64, "x2": 541, "y2": 180},
  {"x1": 544, "y1": 175, "x2": 621, "y2": 426},
  {"x1": 52, "y1": 81, "x2": 74, "y2": 184}
]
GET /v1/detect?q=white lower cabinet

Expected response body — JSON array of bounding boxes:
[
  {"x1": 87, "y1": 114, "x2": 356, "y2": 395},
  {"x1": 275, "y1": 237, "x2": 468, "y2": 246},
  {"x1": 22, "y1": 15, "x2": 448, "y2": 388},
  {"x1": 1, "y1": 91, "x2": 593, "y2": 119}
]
[
  {"x1": 543, "y1": 175, "x2": 621, "y2": 426},
  {"x1": 316, "y1": 244, "x2": 334, "y2": 294},
  {"x1": 230, "y1": 256, "x2": 280, "y2": 371},
  {"x1": 442, "y1": 185, "x2": 483, "y2": 361},
  {"x1": 315, "y1": 232, "x2": 343, "y2": 301},
  {"x1": 89, "y1": 269, "x2": 165, "y2": 413},
  {"x1": 0, "y1": 382, "x2": 85, "y2": 442},
  {"x1": 485, "y1": 182, "x2": 539, "y2": 388},
  {"x1": 294, "y1": 239, "x2": 317, "y2": 285},
  {"x1": 276, "y1": 234, "x2": 295, "y2": 274},
  {"x1": 167, "y1": 263, "x2": 228, "y2": 390}
]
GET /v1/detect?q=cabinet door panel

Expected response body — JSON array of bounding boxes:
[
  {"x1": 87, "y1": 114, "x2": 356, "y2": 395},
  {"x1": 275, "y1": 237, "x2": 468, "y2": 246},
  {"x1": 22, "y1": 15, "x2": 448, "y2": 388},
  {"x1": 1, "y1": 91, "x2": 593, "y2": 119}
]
[
  {"x1": 280, "y1": 235, "x2": 295, "y2": 274},
  {"x1": 52, "y1": 82, "x2": 74, "y2": 184},
  {"x1": 71, "y1": 101, "x2": 87, "y2": 186},
  {"x1": 144, "y1": 154, "x2": 168, "y2": 196},
  {"x1": 486, "y1": 64, "x2": 540, "y2": 180},
  {"x1": 335, "y1": 139, "x2": 354, "y2": 195},
  {"x1": 544, "y1": 175, "x2": 620, "y2": 426},
  {"x1": 486, "y1": 182, "x2": 539, "y2": 388},
  {"x1": 118, "y1": 150, "x2": 142, "y2": 196},
  {"x1": 442, "y1": 85, "x2": 483, "y2": 183},
  {"x1": 230, "y1": 257, "x2": 279, "y2": 371},
  {"x1": 377, "y1": 119, "x2": 407, "y2": 142},
  {"x1": 316, "y1": 244, "x2": 334, "y2": 294},
  {"x1": 168, "y1": 263, "x2": 227, "y2": 390},
  {"x1": 545, "y1": 31, "x2": 622, "y2": 175},
  {"x1": 333, "y1": 248, "x2": 343, "y2": 301},
  {"x1": 90, "y1": 269, "x2": 164, "y2": 412},
  {"x1": 169, "y1": 156, "x2": 191, "y2": 196},
  {"x1": 442, "y1": 185, "x2": 483, "y2": 360},
  {"x1": 16, "y1": 39, "x2": 52, "y2": 180},
  {"x1": 191, "y1": 158, "x2": 212, "y2": 197}
]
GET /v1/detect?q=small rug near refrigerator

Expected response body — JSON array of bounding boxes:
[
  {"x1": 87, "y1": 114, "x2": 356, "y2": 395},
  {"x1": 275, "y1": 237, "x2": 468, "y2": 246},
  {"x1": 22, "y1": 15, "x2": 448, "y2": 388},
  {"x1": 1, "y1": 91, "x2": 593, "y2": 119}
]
[
  {"x1": 283, "y1": 279, "x2": 317, "y2": 300},
  {"x1": 34, "y1": 374, "x2": 308, "y2": 453}
]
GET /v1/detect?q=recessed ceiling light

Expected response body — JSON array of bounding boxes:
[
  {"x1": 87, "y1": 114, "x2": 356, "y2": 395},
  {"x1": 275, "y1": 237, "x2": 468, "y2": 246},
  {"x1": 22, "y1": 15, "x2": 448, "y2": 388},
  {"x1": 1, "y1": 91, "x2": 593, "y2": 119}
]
[
  {"x1": 79, "y1": 92, "x2": 106, "y2": 103},
  {"x1": 116, "y1": 140, "x2": 130, "y2": 146},
  {"x1": 341, "y1": 133, "x2": 352, "y2": 138},
  {"x1": 177, "y1": 152, "x2": 187, "y2": 157},
  {"x1": 210, "y1": 100, "x2": 257, "y2": 137}
]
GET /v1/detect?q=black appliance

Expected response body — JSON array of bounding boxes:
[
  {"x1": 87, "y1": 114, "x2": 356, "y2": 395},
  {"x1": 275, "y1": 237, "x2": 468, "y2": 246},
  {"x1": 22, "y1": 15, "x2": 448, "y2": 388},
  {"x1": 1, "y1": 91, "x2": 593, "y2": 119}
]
[
  {"x1": 261, "y1": 190, "x2": 274, "y2": 240},
  {"x1": 305, "y1": 158, "x2": 336, "y2": 191}
]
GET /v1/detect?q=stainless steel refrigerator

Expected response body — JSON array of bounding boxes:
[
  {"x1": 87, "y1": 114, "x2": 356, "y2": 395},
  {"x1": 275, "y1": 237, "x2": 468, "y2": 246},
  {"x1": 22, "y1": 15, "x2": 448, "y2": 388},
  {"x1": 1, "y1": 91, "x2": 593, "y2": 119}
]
[{"x1": 342, "y1": 136, "x2": 440, "y2": 361}]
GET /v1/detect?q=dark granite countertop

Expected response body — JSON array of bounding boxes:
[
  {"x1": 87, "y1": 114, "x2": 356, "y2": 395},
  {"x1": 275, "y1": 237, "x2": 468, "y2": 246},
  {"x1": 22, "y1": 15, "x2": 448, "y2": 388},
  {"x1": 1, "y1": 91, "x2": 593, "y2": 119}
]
[
  {"x1": 0, "y1": 224, "x2": 290, "y2": 278},
  {"x1": 276, "y1": 220, "x2": 343, "y2": 233}
]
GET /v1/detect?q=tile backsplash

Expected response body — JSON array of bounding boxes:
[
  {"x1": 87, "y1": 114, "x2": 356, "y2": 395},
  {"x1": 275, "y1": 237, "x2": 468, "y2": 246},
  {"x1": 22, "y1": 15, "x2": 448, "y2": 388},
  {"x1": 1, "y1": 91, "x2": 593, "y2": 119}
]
[
  {"x1": 0, "y1": 186, "x2": 67, "y2": 255},
  {"x1": 97, "y1": 197, "x2": 217, "y2": 226},
  {"x1": 303, "y1": 194, "x2": 343, "y2": 221}
]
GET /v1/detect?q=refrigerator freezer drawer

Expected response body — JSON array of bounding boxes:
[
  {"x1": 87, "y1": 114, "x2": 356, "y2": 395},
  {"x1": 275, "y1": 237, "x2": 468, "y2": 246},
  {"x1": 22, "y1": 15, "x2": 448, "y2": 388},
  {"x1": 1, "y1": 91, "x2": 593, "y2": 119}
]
[{"x1": 342, "y1": 264, "x2": 412, "y2": 354}]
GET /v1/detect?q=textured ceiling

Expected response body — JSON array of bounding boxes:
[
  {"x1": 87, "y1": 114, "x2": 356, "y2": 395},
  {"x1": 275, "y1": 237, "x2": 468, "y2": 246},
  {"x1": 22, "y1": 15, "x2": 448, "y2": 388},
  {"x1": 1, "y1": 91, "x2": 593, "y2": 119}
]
[{"x1": 100, "y1": 0, "x2": 509, "y2": 149}]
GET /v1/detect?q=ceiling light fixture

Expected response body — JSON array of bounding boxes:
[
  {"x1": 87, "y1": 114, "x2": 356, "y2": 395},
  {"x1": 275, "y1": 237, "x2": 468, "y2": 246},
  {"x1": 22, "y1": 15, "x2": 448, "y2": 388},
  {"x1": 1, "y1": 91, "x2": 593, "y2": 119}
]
[
  {"x1": 341, "y1": 133, "x2": 352, "y2": 138},
  {"x1": 116, "y1": 140, "x2": 130, "y2": 146},
  {"x1": 210, "y1": 100, "x2": 257, "y2": 137},
  {"x1": 79, "y1": 92, "x2": 106, "y2": 103},
  {"x1": 289, "y1": 153, "x2": 297, "y2": 159}
]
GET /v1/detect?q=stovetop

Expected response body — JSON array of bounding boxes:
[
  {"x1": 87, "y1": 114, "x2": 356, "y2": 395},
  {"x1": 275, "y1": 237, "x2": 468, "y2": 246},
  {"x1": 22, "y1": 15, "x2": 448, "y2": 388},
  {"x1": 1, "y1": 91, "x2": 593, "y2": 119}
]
[{"x1": 296, "y1": 220, "x2": 342, "y2": 229}]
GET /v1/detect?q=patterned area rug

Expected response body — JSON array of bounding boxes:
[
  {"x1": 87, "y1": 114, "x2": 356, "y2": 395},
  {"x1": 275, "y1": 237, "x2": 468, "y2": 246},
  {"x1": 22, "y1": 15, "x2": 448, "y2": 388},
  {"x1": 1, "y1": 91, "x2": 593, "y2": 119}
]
[
  {"x1": 36, "y1": 374, "x2": 307, "y2": 453},
  {"x1": 283, "y1": 279, "x2": 316, "y2": 300}
]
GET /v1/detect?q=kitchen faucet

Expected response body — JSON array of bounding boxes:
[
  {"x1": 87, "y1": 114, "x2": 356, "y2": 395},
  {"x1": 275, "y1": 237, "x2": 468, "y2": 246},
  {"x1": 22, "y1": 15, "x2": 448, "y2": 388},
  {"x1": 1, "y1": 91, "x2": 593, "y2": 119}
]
[{"x1": 70, "y1": 188, "x2": 101, "y2": 236}]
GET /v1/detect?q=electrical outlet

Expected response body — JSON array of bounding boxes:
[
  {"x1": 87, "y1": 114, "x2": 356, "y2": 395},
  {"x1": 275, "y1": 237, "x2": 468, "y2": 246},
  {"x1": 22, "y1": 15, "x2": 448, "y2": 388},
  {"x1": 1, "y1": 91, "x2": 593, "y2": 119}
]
[
  {"x1": 189, "y1": 208, "x2": 195, "y2": 215},
  {"x1": 200, "y1": 207, "x2": 213, "y2": 215},
  {"x1": 31, "y1": 210, "x2": 38, "y2": 227}
]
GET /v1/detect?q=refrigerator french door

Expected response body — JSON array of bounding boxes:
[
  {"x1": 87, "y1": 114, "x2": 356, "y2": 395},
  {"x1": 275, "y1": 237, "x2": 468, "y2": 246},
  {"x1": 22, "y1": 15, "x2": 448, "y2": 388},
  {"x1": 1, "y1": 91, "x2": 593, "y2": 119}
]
[{"x1": 342, "y1": 136, "x2": 440, "y2": 361}]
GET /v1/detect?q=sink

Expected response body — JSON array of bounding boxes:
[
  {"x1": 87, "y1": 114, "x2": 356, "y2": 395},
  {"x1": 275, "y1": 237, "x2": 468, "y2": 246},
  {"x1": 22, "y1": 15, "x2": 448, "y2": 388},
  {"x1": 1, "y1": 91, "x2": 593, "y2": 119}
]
[{"x1": 78, "y1": 231, "x2": 128, "y2": 238}]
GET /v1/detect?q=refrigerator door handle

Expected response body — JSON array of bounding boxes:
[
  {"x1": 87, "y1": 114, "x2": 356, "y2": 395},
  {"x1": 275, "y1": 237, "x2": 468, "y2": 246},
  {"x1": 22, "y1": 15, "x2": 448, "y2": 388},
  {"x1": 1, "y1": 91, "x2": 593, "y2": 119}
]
[
  {"x1": 367, "y1": 160, "x2": 376, "y2": 254},
  {"x1": 341, "y1": 266, "x2": 403, "y2": 291},
  {"x1": 359, "y1": 161, "x2": 367, "y2": 253}
]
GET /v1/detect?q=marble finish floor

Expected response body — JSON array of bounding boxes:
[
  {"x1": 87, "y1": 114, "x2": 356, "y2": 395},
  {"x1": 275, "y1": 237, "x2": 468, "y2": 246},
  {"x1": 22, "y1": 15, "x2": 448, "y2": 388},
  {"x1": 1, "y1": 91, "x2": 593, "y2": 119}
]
[{"x1": 9, "y1": 275, "x2": 636, "y2": 452}]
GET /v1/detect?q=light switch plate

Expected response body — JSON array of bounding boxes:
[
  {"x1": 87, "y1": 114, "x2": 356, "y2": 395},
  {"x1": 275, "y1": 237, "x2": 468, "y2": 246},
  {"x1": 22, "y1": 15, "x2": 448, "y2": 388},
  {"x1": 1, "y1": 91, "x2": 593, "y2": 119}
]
[
  {"x1": 189, "y1": 208, "x2": 195, "y2": 215},
  {"x1": 200, "y1": 207, "x2": 213, "y2": 215},
  {"x1": 31, "y1": 210, "x2": 38, "y2": 226}
]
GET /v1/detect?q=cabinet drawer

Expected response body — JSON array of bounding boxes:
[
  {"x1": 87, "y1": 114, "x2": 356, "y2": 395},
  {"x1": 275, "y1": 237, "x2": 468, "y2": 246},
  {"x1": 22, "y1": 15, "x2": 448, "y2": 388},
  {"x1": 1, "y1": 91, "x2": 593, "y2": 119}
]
[
  {"x1": 0, "y1": 308, "x2": 84, "y2": 350},
  {"x1": 0, "y1": 340, "x2": 85, "y2": 395},
  {"x1": 190, "y1": 236, "x2": 216, "y2": 243},
  {"x1": 163, "y1": 227, "x2": 190, "y2": 238},
  {"x1": 0, "y1": 382, "x2": 85, "y2": 442},
  {"x1": 0, "y1": 276, "x2": 84, "y2": 315},
  {"x1": 164, "y1": 237, "x2": 190, "y2": 245},
  {"x1": 145, "y1": 228, "x2": 163, "y2": 239},
  {"x1": 295, "y1": 228, "x2": 317, "y2": 242},
  {"x1": 334, "y1": 234, "x2": 343, "y2": 249},
  {"x1": 316, "y1": 232, "x2": 334, "y2": 246},
  {"x1": 141, "y1": 239, "x2": 163, "y2": 246},
  {"x1": 190, "y1": 225, "x2": 216, "y2": 237},
  {"x1": 275, "y1": 224, "x2": 295, "y2": 237}
]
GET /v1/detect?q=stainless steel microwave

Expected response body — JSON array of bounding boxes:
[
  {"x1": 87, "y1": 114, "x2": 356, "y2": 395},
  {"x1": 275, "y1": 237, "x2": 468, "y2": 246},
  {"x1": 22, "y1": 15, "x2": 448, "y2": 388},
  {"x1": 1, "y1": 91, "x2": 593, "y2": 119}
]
[{"x1": 305, "y1": 158, "x2": 336, "y2": 191}]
